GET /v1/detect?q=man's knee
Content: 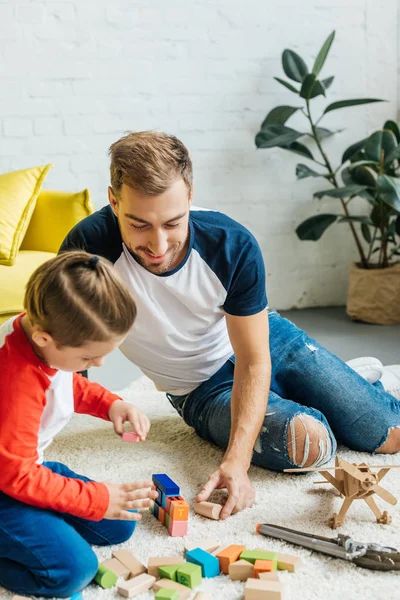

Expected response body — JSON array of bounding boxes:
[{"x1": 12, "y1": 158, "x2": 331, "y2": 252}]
[
  {"x1": 376, "y1": 426, "x2": 400, "y2": 454},
  {"x1": 287, "y1": 414, "x2": 334, "y2": 468}
]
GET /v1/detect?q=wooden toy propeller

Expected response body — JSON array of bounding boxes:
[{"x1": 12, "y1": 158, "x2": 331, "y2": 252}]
[{"x1": 285, "y1": 456, "x2": 399, "y2": 528}]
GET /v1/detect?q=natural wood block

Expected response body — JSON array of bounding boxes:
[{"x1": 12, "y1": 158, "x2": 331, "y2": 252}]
[
  {"x1": 101, "y1": 557, "x2": 130, "y2": 580},
  {"x1": 112, "y1": 549, "x2": 146, "y2": 578},
  {"x1": 117, "y1": 573, "x2": 156, "y2": 597},
  {"x1": 147, "y1": 555, "x2": 185, "y2": 578},
  {"x1": 254, "y1": 559, "x2": 275, "y2": 577},
  {"x1": 12, "y1": 597, "x2": 31, "y2": 599},
  {"x1": 194, "y1": 593, "x2": 212, "y2": 599},
  {"x1": 228, "y1": 559, "x2": 254, "y2": 581},
  {"x1": 185, "y1": 539, "x2": 220, "y2": 554},
  {"x1": 153, "y1": 578, "x2": 192, "y2": 600},
  {"x1": 193, "y1": 501, "x2": 222, "y2": 520},
  {"x1": 277, "y1": 552, "x2": 302, "y2": 573},
  {"x1": 216, "y1": 544, "x2": 246, "y2": 574},
  {"x1": 244, "y1": 578, "x2": 283, "y2": 599},
  {"x1": 258, "y1": 572, "x2": 280, "y2": 581}
]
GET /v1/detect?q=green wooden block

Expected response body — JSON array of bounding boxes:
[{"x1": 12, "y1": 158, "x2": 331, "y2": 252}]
[
  {"x1": 165, "y1": 513, "x2": 170, "y2": 528},
  {"x1": 176, "y1": 563, "x2": 202, "y2": 589},
  {"x1": 155, "y1": 589, "x2": 179, "y2": 600},
  {"x1": 158, "y1": 564, "x2": 181, "y2": 581},
  {"x1": 240, "y1": 550, "x2": 277, "y2": 569},
  {"x1": 94, "y1": 563, "x2": 118, "y2": 588}
]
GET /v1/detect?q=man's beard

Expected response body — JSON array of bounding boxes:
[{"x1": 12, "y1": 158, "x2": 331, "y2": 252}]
[{"x1": 129, "y1": 245, "x2": 180, "y2": 274}]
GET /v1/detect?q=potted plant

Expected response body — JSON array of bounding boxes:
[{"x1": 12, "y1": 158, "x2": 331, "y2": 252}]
[{"x1": 255, "y1": 31, "x2": 400, "y2": 325}]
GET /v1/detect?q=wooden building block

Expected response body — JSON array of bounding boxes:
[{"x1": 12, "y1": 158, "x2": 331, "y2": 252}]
[
  {"x1": 70, "y1": 594, "x2": 84, "y2": 600},
  {"x1": 168, "y1": 518, "x2": 188, "y2": 537},
  {"x1": 101, "y1": 557, "x2": 130, "y2": 580},
  {"x1": 165, "y1": 513, "x2": 171, "y2": 528},
  {"x1": 241, "y1": 550, "x2": 277, "y2": 569},
  {"x1": 153, "y1": 474, "x2": 180, "y2": 496},
  {"x1": 159, "y1": 564, "x2": 181, "y2": 581},
  {"x1": 176, "y1": 563, "x2": 202, "y2": 589},
  {"x1": 216, "y1": 544, "x2": 246, "y2": 574},
  {"x1": 153, "y1": 502, "x2": 159, "y2": 519},
  {"x1": 193, "y1": 501, "x2": 222, "y2": 520},
  {"x1": 193, "y1": 594, "x2": 212, "y2": 600},
  {"x1": 186, "y1": 548, "x2": 220, "y2": 578},
  {"x1": 168, "y1": 497, "x2": 189, "y2": 521},
  {"x1": 254, "y1": 560, "x2": 275, "y2": 577},
  {"x1": 147, "y1": 555, "x2": 185, "y2": 578},
  {"x1": 94, "y1": 563, "x2": 118, "y2": 588},
  {"x1": 153, "y1": 578, "x2": 192, "y2": 600},
  {"x1": 229, "y1": 559, "x2": 254, "y2": 581},
  {"x1": 112, "y1": 550, "x2": 146, "y2": 578},
  {"x1": 12, "y1": 597, "x2": 31, "y2": 599},
  {"x1": 244, "y1": 578, "x2": 283, "y2": 600},
  {"x1": 158, "y1": 506, "x2": 166, "y2": 525},
  {"x1": 117, "y1": 573, "x2": 156, "y2": 598},
  {"x1": 184, "y1": 539, "x2": 220, "y2": 554},
  {"x1": 277, "y1": 553, "x2": 302, "y2": 572},
  {"x1": 258, "y1": 572, "x2": 280, "y2": 581},
  {"x1": 155, "y1": 589, "x2": 179, "y2": 600},
  {"x1": 122, "y1": 431, "x2": 141, "y2": 442}
]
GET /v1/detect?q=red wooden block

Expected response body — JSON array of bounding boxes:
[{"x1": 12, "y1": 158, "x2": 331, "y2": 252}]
[{"x1": 122, "y1": 431, "x2": 141, "y2": 442}]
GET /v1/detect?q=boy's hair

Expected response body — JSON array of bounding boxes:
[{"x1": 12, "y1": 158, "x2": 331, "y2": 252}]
[
  {"x1": 24, "y1": 251, "x2": 136, "y2": 347},
  {"x1": 109, "y1": 131, "x2": 193, "y2": 197}
]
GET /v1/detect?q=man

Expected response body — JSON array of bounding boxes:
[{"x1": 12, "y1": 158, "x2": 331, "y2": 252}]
[{"x1": 60, "y1": 131, "x2": 400, "y2": 519}]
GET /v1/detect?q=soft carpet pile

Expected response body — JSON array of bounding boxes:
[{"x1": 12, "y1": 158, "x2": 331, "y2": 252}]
[{"x1": 2, "y1": 376, "x2": 399, "y2": 600}]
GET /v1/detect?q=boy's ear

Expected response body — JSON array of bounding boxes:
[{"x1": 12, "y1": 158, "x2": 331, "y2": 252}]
[{"x1": 32, "y1": 329, "x2": 54, "y2": 348}]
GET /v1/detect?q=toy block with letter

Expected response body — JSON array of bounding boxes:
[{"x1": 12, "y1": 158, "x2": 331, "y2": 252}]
[
  {"x1": 152, "y1": 474, "x2": 189, "y2": 536},
  {"x1": 176, "y1": 563, "x2": 202, "y2": 589}
]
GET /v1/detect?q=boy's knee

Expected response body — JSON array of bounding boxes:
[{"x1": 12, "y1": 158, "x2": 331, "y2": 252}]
[
  {"x1": 107, "y1": 519, "x2": 137, "y2": 545},
  {"x1": 287, "y1": 414, "x2": 335, "y2": 468},
  {"x1": 376, "y1": 426, "x2": 400, "y2": 454},
  {"x1": 44, "y1": 547, "x2": 98, "y2": 597}
]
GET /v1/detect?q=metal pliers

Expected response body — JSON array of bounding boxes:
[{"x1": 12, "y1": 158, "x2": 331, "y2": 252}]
[{"x1": 256, "y1": 523, "x2": 400, "y2": 571}]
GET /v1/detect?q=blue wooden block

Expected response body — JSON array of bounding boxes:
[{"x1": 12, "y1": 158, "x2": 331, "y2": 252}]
[
  {"x1": 153, "y1": 502, "x2": 159, "y2": 518},
  {"x1": 70, "y1": 593, "x2": 83, "y2": 600},
  {"x1": 152, "y1": 474, "x2": 180, "y2": 496},
  {"x1": 186, "y1": 548, "x2": 220, "y2": 578}
]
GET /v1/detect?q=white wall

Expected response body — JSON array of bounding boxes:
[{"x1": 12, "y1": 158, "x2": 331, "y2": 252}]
[{"x1": 1, "y1": 0, "x2": 398, "y2": 308}]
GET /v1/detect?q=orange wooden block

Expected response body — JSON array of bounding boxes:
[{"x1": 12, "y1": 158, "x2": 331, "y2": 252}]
[
  {"x1": 254, "y1": 559, "x2": 275, "y2": 577},
  {"x1": 111, "y1": 549, "x2": 147, "y2": 578},
  {"x1": 169, "y1": 497, "x2": 189, "y2": 521},
  {"x1": 158, "y1": 506, "x2": 166, "y2": 525},
  {"x1": 216, "y1": 544, "x2": 246, "y2": 574}
]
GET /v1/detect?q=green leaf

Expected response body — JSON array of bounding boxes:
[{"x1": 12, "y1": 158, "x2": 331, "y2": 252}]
[
  {"x1": 296, "y1": 164, "x2": 323, "y2": 179},
  {"x1": 348, "y1": 160, "x2": 378, "y2": 169},
  {"x1": 361, "y1": 223, "x2": 372, "y2": 243},
  {"x1": 314, "y1": 127, "x2": 341, "y2": 140},
  {"x1": 383, "y1": 120, "x2": 400, "y2": 143},
  {"x1": 383, "y1": 144, "x2": 400, "y2": 167},
  {"x1": 282, "y1": 49, "x2": 308, "y2": 82},
  {"x1": 338, "y1": 216, "x2": 373, "y2": 225},
  {"x1": 364, "y1": 130, "x2": 397, "y2": 163},
  {"x1": 255, "y1": 125, "x2": 304, "y2": 149},
  {"x1": 314, "y1": 184, "x2": 367, "y2": 199},
  {"x1": 309, "y1": 79, "x2": 327, "y2": 99},
  {"x1": 377, "y1": 174, "x2": 400, "y2": 211},
  {"x1": 312, "y1": 31, "x2": 335, "y2": 76},
  {"x1": 284, "y1": 141, "x2": 315, "y2": 160},
  {"x1": 300, "y1": 73, "x2": 317, "y2": 99},
  {"x1": 296, "y1": 214, "x2": 337, "y2": 240},
  {"x1": 341, "y1": 139, "x2": 367, "y2": 164},
  {"x1": 261, "y1": 106, "x2": 301, "y2": 128},
  {"x1": 396, "y1": 215, "x2": 400, "y2": 236},
  {"x1": 321, "y1": 76, "x2": 334, "y2": 90},
  {"x1": 273, "y1": 77, "x2": 300, "y2": 94},
  {"x1": 348, "y1": 165, "x2": 378, "y2": 188},
  {"x1": 323, "y1": 98, "x2": 385, "y2": 116}
]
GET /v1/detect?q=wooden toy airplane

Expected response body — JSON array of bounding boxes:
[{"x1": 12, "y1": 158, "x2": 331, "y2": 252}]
[{"x1": 285, "y1": 456, "x2": 400, "y2": 528}]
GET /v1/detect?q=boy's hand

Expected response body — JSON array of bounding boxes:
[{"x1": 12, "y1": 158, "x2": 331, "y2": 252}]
[
  {"x1": 108, "y1": 400, "x2": 150, "y2": 441},
  {"x1": 103, "y1": 480, "x2": 158, "y2": 520}
]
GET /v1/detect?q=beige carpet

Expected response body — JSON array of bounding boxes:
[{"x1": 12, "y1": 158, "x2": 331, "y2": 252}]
[{"x1": 2, "y1": 376, "x2": 399, "y2": 600}]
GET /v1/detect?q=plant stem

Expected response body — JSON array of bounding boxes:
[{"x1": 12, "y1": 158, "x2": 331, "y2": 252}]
[{"x1": 305, "y1": 100, "x2": 368, "y2": 268}]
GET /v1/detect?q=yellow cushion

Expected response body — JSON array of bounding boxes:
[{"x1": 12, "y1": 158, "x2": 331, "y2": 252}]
[
  {"x1": 21, "y1": 189, "x2": 94, "y2": 253},
  {"x1": 0, "y1": 165, "x2": 53, "y2": 265},
  {"x1": 0, "y1": 250, "x2": 55, "y2": 316}
]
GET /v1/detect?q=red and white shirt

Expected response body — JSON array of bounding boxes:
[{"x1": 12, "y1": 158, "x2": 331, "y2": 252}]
[{"x1": 0, "y1": 314, "x2": 121, "y2": 520}]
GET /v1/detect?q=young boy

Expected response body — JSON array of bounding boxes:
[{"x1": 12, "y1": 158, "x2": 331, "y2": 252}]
[{"x1": 0, "y1": 251, "x2": 158, "y2": 598}]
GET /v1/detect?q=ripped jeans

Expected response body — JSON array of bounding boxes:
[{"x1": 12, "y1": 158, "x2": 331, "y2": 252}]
[{"x1": 167, "y1": 310, "x2": 400, "y2": 471}]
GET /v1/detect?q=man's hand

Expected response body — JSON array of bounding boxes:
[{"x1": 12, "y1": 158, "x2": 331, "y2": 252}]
[
  {"x1": 108, "y1": 400, "x2": 150, "y2": 441},
  {"x1": 196, "y1": 459, "x2": 255, "y2": 519}
]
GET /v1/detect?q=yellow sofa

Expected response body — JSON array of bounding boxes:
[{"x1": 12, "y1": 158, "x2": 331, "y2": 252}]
[{"x1": 0, "y1": 189, "x2": 94, "y2": 325}]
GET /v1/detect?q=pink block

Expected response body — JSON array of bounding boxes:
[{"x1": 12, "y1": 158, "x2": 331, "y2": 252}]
[
  {"x1": 122, "y1": 431, "x2": 141, "y2": 442},
  {"x1": 168, "y1": 518, "x2": 188, "y2": 537}
]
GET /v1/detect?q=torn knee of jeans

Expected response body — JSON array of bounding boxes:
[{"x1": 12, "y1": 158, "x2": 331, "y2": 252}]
[
  {"x1": 288, "y1": 414, "x2": 333, "y2": 468},
  {"x1": 375, "y1": 425, "x2": 400, "y2": 454}
]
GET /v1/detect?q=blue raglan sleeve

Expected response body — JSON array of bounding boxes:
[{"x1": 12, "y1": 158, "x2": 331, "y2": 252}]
[{"x1": 223, "y1": 235, "x2": 268, "y2": 317}]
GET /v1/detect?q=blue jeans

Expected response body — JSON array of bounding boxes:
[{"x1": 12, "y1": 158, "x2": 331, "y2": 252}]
[
  {"x1": 0, "y1": 462, "x2": 136, "y2": 598},
  {"x1": 168, "y1": 311, "x2": 400, "y2": 471}
]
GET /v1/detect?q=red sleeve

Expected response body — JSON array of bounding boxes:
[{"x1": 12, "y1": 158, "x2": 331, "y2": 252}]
[
  {"x1": 73, "y1": 373, "x2": 121, "y2": 419},
  {"x1": 0, "y1": 363, "x2": 109, "y2": 521}
]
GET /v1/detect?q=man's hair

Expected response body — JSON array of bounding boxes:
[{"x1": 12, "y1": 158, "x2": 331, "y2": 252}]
[
  {"x1": 24, "y1": 251, "x2": 136, "y2": 347},
  {"x1": 109, "y1": 131, "x2": 193, "y2": 196}
]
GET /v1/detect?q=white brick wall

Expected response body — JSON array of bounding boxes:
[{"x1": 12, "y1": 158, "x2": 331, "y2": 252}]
[{"x1": 1, "y1": 0, "x2": 398, "y2": 308}]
